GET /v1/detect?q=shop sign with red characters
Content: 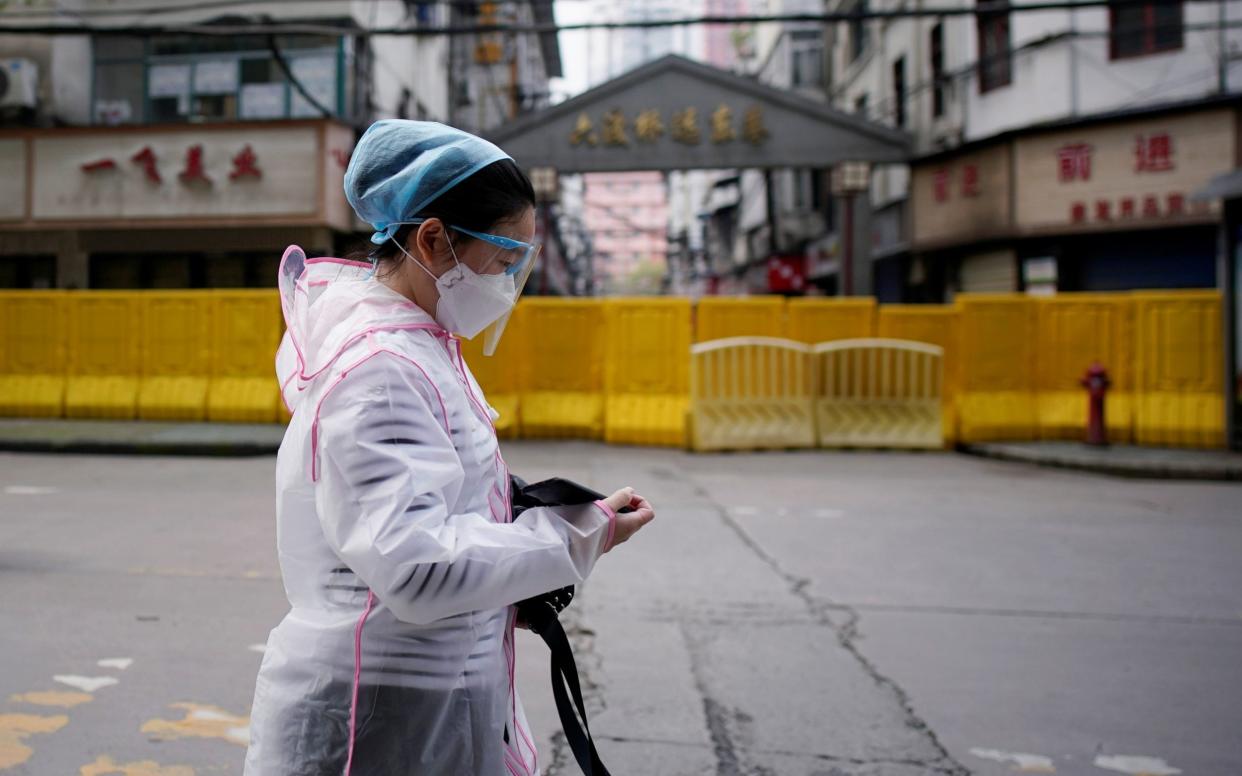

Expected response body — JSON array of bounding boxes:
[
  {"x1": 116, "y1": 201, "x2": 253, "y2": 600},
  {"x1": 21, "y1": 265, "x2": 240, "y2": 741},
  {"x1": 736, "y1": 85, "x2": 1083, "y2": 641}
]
[
  {"x1": 31, "y1": 126, "x2": 327, "y2": 221},
  {"x1": 1014, "y1": 109, "x2": 1230, "y2": 231}
]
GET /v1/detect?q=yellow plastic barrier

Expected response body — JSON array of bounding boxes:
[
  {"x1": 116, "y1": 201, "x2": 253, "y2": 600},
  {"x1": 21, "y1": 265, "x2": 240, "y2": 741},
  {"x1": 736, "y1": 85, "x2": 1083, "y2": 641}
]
[
  {"x1": 603, "y1": 298, "x2": 691, "y2": 447},
  {"x1": 0, "y1": 291, "x2": 68, "y2": 417},
  {"x1": 877, "y1": 305, "x2": 960, "y2": 443},
  {"x1": 814, "y1": 339, "x2": 944, "y2": 449},
  {"x1": 1034, "y1": 294, "x2": 1134, "y2": 443},
  {"x1": 0, "y1": 289, "x2": 1229, "y2": 451},
  {"x1": 956, "y1": 294, "x2": 1037, "y2": 442},
  {"x1": 694, "y1": 296, "x2": 786, "y2": 342},
  {"x1": 786, "y1": 298, "x2": 876, "y2": 344},
  {"x1": 138, "y1": 292, "x2": 214, "y2": 421},
  {"x1": 208, "y1": 291, "x2": 282, "y2": 423},
  {"x1": 457, "y1": 304, "x2": 527, "y2": 439},
  {"x1": 1133, "y1": 291, "x2": 1224, "y2": 447},
  {"x1": 65, "y1": 292, "x2": 142, "y2": 419},
  {"x1": 689, "y1": 337, "x2": 816, "y2": 451},
  {"x1": 519, "y1": 299, "x2": 606, "y2": 439}
]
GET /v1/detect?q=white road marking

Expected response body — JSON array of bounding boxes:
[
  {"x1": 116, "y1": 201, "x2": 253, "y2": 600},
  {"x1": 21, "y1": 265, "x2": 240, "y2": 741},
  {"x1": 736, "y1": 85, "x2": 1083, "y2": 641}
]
[
  {"x1": 248, "y1": 644, "x2": 267, "y2": 653},
  {"x1": 813, "y1": 508, "x2": 846, "y2": 518},
  {"x1": 970, "y1": 748, "x2": 1056, "y2": 772},
  {"x1": 731, "y1": 506, "x2": 758, "y2": 516},
  {"x1": 53, "y1": 675, "x2": 119, "y2": 693},
  {"x1": 228, "y1": 725, "x2": 251, "y2": 745},
  {"x1": 97, "y1": 658, "x2": 133, "y2": 671},
  {"x1": 4, "y1": 486, "x2": 60, "y2": 496},
  {"x1": 1093, "y1": 755, "x2": 1182, "y2": 775}
]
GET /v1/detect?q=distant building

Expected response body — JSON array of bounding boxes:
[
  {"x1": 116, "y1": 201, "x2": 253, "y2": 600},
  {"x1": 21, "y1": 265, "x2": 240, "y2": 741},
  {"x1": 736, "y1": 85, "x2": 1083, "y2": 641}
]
[
  {"x1": 448, "y1": 0, "x2": 561, "y2": 134},
  {"x1": 0, "y1": 0, "x2": 560, "y2": 290},
  {"x1": 698, "y1": 0, "x2": 833, "y2": 294},
  {"x1": 583, "y1": 171, "x2": 669, "y2": 293},
  {"x1": 824, "y1": 0, "x2": 1242, "y2": 300},
  {"x1": 565, "y1": 0, "x2": 692, "y2": 294}
]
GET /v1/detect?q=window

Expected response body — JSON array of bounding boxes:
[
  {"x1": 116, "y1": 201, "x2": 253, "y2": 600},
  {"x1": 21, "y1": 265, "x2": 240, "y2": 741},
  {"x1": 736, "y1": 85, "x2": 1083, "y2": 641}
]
[
  {"x1": 94, "y1": 60, "x2": 145, "y2": 124},
  {"x1": 854, "y1": 93, "x2": 869, "y2": 117},
  {"x1": 930, "y1": 23, "x2": 946, "y2": 118},
  {"x1": 790, "y1": 33, "x2": 825, "y2": 87},
  {"x1": 91, "y1": 34, "x2": 340, "y2": 125},
  {"x1": 1110, "y1": 0, "x2": 1183, "y2": 59},
  {"x1": 892, "y1": 56, "x2": 906, "y2": 128},
  {"x1": 793, "y1": 169, "x2": 814, "y2": 210},
  {"x1": 976, "y1": 0, "x2": 1012, "y2": 93},
  {"x1": 848, "y1": 0, "x2": 870, "y2": 63},
  {"x1": 404, "y1": 1, "x2": 440, "y2": 24}
]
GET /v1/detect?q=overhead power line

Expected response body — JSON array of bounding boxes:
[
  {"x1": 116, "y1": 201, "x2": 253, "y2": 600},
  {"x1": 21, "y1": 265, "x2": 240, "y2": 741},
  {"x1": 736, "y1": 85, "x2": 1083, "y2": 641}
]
[
  {"x1": 0, "y1": 1, "x2": 1228, "y2": 37},
  {"x1": 0, "y1": 0, "x2": 569, "y2": 16}
]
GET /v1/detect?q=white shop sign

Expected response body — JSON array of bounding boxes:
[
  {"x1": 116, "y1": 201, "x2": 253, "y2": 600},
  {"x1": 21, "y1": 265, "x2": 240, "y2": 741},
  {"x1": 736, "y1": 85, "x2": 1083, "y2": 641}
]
[{"x1": 32, "y1": 126, "x2": 320, "y2": 221}]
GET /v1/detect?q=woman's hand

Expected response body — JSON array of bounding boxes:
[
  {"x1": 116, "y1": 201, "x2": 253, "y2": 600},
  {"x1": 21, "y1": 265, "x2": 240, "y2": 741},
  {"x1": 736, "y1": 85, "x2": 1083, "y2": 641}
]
[{"x1": 601, "y1": 487, "x2": 655, "y2": 552}]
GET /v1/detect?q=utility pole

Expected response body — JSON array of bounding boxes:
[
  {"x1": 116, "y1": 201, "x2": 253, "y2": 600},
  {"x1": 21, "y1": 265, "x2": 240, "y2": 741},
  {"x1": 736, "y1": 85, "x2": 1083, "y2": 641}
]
[{"x1": 1219, "y1": 0, "x2": 1228, "y2": 93}]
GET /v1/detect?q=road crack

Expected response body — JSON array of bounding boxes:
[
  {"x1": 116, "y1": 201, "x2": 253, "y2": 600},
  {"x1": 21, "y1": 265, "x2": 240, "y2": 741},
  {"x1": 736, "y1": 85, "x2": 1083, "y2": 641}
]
[{"x1": 685, "y1": 479, "x2": 973, "y2": 776}]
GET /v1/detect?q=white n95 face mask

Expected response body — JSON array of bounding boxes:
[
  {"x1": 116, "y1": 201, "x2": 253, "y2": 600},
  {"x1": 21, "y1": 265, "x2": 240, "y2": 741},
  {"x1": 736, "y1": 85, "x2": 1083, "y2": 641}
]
[{"x1": 396, "y1": 236, "x2": 517, "y2": 340}]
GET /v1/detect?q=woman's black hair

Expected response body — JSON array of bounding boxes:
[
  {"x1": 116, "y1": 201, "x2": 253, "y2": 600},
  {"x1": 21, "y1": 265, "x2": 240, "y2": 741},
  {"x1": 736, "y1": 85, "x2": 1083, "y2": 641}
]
[{"x1": 347, "y1": 158, "x2": 535, "y2": 270}]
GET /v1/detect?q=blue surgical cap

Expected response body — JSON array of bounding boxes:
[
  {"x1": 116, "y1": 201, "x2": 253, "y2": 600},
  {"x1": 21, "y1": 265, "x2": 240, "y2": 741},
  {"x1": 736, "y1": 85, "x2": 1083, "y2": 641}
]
[{"x1": 344, "y1": 120, "x2": 512, "y2": 245}]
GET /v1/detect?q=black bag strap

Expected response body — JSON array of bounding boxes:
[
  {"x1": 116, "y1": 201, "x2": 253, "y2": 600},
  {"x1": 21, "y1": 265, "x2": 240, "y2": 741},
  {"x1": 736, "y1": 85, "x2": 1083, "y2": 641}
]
[{"x1": 533, "y1": 617, "x2": 611, "y2": 776}]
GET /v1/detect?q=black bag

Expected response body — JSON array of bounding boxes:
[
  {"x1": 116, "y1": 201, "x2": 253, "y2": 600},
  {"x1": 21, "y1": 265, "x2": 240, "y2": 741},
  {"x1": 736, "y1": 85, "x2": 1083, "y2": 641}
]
[{"x1": 511, "y1": 476, "x2": 615, "y2": 776}]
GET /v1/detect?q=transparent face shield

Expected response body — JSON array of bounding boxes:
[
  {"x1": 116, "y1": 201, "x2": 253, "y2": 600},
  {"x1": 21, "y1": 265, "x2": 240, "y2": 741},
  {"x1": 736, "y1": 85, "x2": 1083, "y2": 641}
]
[
  {"x1": 395, "y1": 220, "x2": 540, "y2": 356},
  {"x1": 455, "y1": 226, "x2": 540, "y2": 356}
]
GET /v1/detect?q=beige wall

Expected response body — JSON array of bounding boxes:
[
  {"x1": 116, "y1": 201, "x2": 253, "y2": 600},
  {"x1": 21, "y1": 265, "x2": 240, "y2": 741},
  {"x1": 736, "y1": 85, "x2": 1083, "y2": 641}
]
[
  {"x1": 321, "y1": 123, "x2": 356, "y2": 233},
  {"x1": 1014, "y1": 109, "x2": 1233, "y2": 232},
  {"x1": 29, "y1": 125, "x2": 321, "y2": 222},
  {"x1": 0, "y1": 139, "x2": 27, "y2": 221},
  {"x1": 911, "y1": 143, "x2": 1012, "y2": 248}
]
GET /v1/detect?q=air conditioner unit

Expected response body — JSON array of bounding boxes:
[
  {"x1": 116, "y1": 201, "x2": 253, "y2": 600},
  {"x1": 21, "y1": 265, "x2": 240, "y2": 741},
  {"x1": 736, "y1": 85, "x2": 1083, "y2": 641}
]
[{"x1": 0, "y1": 58, "x2": 38, "y2": 110}]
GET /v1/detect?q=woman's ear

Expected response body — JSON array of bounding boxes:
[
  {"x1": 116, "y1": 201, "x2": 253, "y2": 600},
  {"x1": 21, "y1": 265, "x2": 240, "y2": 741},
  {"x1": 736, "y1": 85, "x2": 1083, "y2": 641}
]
[{"x1": 412, "y1": 219, "x2": 450, "y2": 270}]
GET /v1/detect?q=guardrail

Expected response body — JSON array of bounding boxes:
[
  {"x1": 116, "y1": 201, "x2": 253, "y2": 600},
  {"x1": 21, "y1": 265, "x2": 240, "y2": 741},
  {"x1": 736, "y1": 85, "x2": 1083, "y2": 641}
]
[{"x1": 0, "y1": 290, "x2": 1226, "y2": 449}]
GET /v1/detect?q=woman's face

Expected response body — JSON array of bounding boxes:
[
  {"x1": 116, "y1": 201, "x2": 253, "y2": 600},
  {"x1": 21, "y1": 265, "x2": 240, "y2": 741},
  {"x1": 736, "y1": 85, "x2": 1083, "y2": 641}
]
[
  {"x1": 407, "y1": 207, "x2": 535, "y2": 277},
  {"x1": 393, "y1": 206, "x2": 536, "y2": 318},
  {"x1": 452, "y1": 207, "x2": 537, "y2": 277}
]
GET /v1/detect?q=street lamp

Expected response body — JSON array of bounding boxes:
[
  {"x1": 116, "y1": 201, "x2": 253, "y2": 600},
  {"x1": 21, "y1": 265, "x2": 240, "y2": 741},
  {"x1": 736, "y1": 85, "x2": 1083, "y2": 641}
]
[
  {"x1": 530, "y1": 166, "x2": 559, "y2": 203},
  {"x1": 529, "y1": 166, "x2": 559, "y2": 295},
  {"x1": 831, "y1": 161, "x2": 871, "y2": 296}
]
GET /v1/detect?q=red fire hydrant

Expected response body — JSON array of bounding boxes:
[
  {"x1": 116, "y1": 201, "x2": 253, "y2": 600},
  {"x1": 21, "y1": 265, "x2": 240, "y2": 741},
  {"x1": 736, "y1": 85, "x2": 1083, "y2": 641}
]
[{"x1": 1080, "y1": 362, "x2": 1111, "y2": 446}]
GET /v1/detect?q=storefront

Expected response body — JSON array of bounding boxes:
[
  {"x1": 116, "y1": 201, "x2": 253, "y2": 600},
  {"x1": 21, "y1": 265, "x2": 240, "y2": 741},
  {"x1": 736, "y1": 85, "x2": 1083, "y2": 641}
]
[
  {"x1": 0, "y1": 119, "x2": 358, "y2": 288},
  {"x1": 905, "y1": 99, "x2": 1237, "y2": 300}
]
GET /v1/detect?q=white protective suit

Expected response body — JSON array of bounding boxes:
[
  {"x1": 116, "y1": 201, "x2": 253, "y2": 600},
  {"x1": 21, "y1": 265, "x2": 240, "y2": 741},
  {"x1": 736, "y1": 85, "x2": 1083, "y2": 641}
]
[{"x1": 244, "y1": 246, "x2": 616, "y2": 776}]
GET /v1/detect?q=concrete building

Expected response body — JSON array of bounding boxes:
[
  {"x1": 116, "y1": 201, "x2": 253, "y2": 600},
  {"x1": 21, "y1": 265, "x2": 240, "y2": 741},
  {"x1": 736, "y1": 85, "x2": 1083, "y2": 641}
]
[
  {"x1": 583, "y1": 171, "x2": 669, "y2": 293},
  {"x1": 447, "y1": 0, "x2": 561, "y2": 135},
  {"x1": 697, "y1": 0, "x2": 836, "y2": 294},
  {"x1": 0, "y1": 1, "x2": 560, "y2": 290},
  {"x1": 823, "y1": 0, "x2": 1242, "y2": 300},
  {"x1": 562, "y1": 0, "x2": 696, "y2": 294}
]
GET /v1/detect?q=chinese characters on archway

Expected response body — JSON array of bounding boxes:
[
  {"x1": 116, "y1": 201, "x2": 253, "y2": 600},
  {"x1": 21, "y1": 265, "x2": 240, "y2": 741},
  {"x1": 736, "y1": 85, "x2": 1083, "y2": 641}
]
[
  {"x1": 80, "y1": 144, "x2": 264, "y2": 186},
  {"x1": 569, "y1": 105, "x2": 770, "y2": 148}
]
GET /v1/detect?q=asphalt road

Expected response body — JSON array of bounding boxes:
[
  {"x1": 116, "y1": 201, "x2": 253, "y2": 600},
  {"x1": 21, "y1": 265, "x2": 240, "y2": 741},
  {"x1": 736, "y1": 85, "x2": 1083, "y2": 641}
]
[{"x1": 1, "y1": 444, "x2": 1239, "y2": 775}]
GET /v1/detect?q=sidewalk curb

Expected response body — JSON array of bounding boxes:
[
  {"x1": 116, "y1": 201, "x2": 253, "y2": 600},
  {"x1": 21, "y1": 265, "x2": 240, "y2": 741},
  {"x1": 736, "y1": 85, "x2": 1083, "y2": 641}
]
[
  {"x1": 0, "y1": 420, "x2": 284, "y2": 458},
  {"x1": 0, "y1": 438, "x2": 280, "y2": 457},
  {"x1": 961, "y1": 443, "x2": 1242, "y2": 482}
]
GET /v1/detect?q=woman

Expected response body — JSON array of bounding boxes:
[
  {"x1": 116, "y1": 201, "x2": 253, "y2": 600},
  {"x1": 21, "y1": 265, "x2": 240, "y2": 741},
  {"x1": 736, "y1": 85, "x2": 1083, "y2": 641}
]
[{"x1": 245, "y1": 120, "x2": 655, "y2": 776}]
